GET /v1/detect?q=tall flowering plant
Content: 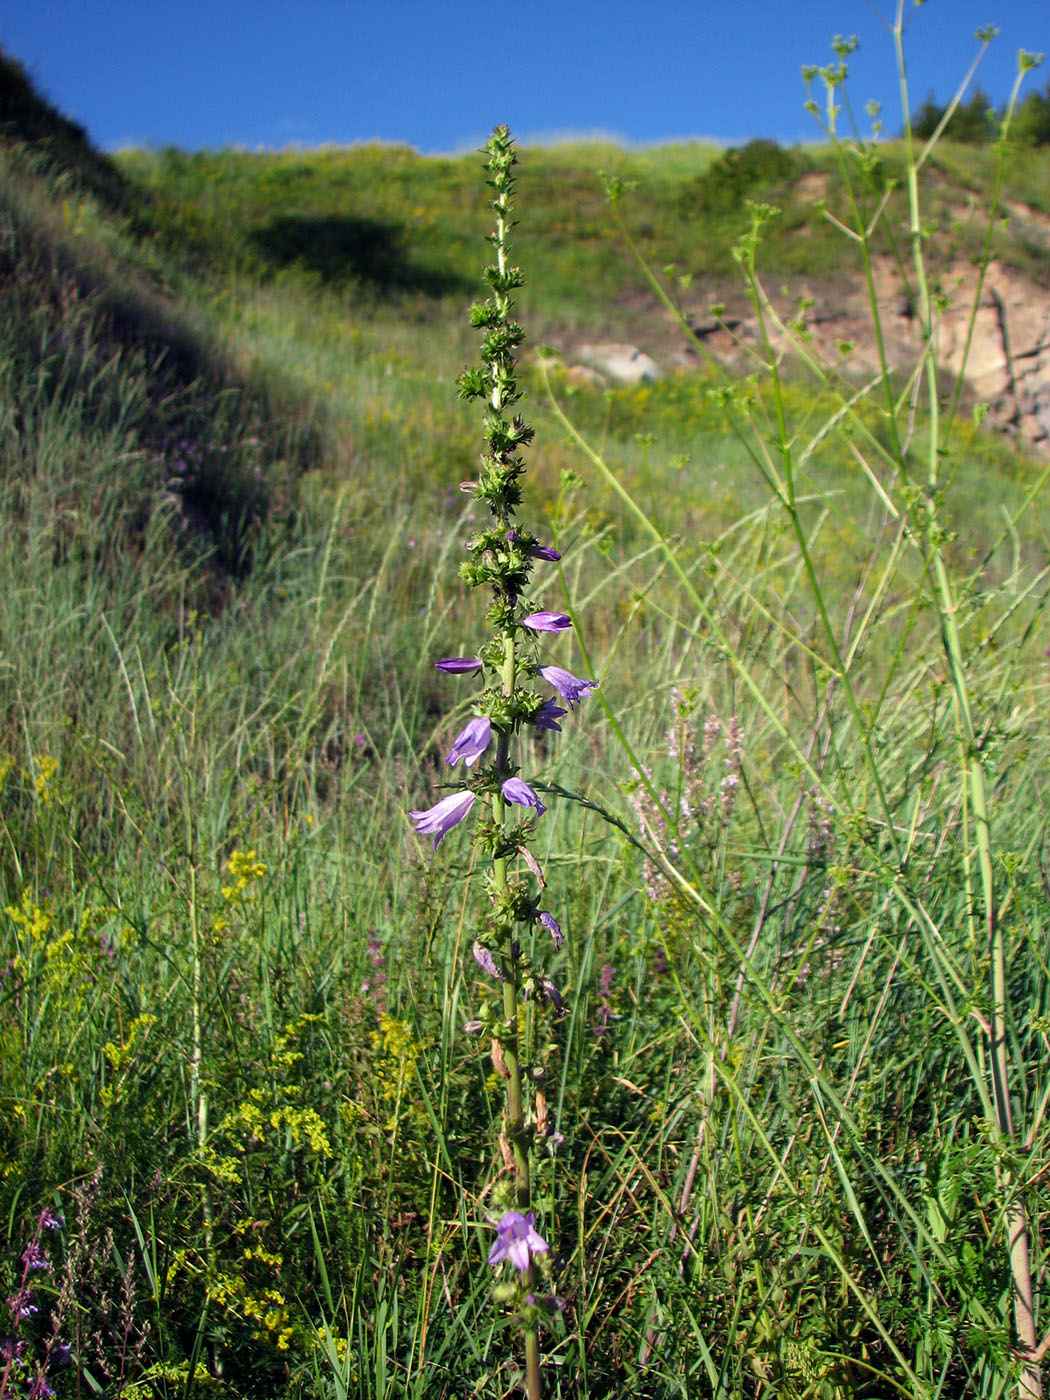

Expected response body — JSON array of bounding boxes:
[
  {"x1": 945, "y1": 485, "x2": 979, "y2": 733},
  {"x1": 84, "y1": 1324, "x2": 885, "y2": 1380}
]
[{"x1": 408, "y1": 126, "x2": 595, "y2": 1399}]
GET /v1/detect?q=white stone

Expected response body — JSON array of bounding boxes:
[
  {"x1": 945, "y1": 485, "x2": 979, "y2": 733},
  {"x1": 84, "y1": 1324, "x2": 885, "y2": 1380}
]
[{"x1": 573, "y1": 343, "x2": 663, "y2": 384}]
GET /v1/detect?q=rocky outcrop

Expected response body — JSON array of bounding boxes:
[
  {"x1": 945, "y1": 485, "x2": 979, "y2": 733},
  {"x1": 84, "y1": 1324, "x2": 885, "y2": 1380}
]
[
  {"x1": 559, "y1": 253, "x2": 1050, "y2": 457},
  {"x1": 776, "y1": 255, "x2": 1050, "y2": 454},
  {"x1": 572, "y1": 342, "x2": 663, "y2": 384},
  {"x1": 925, "y1": 259, "x2": 1050, "y2": 449}
]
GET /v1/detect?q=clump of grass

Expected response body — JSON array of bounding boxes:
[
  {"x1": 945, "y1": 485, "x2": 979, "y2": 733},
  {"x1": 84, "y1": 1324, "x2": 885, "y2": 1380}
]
[{"x1": 539, "y1": 13, "x2": 1050, "y2": 1399}]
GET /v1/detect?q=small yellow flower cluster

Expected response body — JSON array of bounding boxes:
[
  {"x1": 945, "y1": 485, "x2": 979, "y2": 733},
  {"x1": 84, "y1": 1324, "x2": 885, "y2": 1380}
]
[
  {"x1": 165, "y1": 1247, "x2": 187, "y2": 1289},
  {"x1": 80, "y1": 901, "x2": 126, "y2": 936},
  {"x1": 0, "y1": 753, "x2": 14, "y2": 792},
  {"x1": 218, "y1": 1019, "x2": 334, "y2": 1157},
  {"x1": 119, "y1": 1359, "x2": 221, "y2": 1398},
  {"x1": 339, "y1": 1099, "x2": 364, "y2": 1128},
  {"x1": 240, "y1": 1239, "x2": 282, "y2": 1269},
  {"x1": 270, "y1": 1012, "x2": 325, "y2": 1072},
  {"x1": 314, "y1": 1324, "x2": 358, "y2": 1381},
  {"x1": 1, "y1": 1096, "x2": 27, "y2": 1180},
  {"x1": 33, "y1": 754, "x2": 58, "y2": 806},
  {"x1": 45, "y1": 928, "x2": 76, "y2": 965},
  {"x1": 315, "y1": 1325, "x2": 351, "y2": 1363},
  {"x1": 198, "y1": 1144, "x2": 244, "y2": 1185},
  {"x1": 103, "y1": 1013, "x2": 157, "y2": 1074},
  {"x1": 207, "y1": 1245, "x2": 296, "y2": 1351},
  {"x1": 100, "y1": 1016, "x2": 157, "y2": 1108},
  {"x1": 101, "y1": 1014, "x2": 158, "y2": 1107},
  {"x1": 221, "y1": 1088, "x2": 333, "y2": 1157},
  {"x1": 368, "y1": 1013, "x2": 428, "y2": 1133},
  {"x1": 8, "y1": 894, "x2": 129, "y2": 1028},
  {"x1": 221, "y1": 848, "x2": 267, "y2": 903},
  {"x1": 370, "y1": 1014, "x2": 425, "y2": 1081},
  {"x1": 6, "y1": 897, "x2": 130, "y2": 1039},
  {"x1": 5, "y1": 888, "x2": 52, "y2": 943}
]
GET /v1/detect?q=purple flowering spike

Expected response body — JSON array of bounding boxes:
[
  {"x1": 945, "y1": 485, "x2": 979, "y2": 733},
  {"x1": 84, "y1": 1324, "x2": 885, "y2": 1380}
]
[
  {"x1": 539, "y1": 664, "x2": 598, "y2": 709},
  {"x1": 487, "y1": 1210, "x2": 550, "y2": 1272},
  {"x1": 409, "y1": 790, "x2": 476, "y2": 850},
  {"x1": 22, "y1": 1242, "x2": 49, "y2": 1272},
  {"x1": 530, "y1": 700, "x2": 567, "y2": 732},
  {"x1": 501, "y1": 777, "x2": 547, "y2": 817},
  {"x1": 539, "y1": 911, "x2": 564, "y2": 949},
  {"x1": 473, "y1": 941, "x2": 503, "y2": 980},
  {"x1": 445, "y1": 716, "x2": 492, "y2": 768},
  {"x1": 522, "y1": 611, "x2": 571, "y2": 633},
  {"x1": 435, "y1": 657, "x2": 483, "y2": 674}
]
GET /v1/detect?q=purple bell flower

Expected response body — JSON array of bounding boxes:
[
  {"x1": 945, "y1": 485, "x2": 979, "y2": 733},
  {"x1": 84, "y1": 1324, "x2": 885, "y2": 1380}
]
[
  {"x1": 409, "y1": 790, "x2": 476, "y2": 849},
  {"x1": 7, "y1": 1290, "x2": 37, "y2": 1318},
  {"x1": 445, "y1": 716, "x2": 492, "y2": 768},
  {"x1": 473, "y1": 941, "x2": 503, "y2": 980},
  {"x1": 435, "y1": 657, "x2": 483, "y2": 674},
  {"x1": 501, "y1": 777, "x2": 546, "y2": 817},
  {"x1": 530, "y1": 700, "x2": 567, "y2": 732},
  {"x1": 538, "y1": 911, "x2": 563, "y2": 949},
  {"x1": 507, "y1": 530, "x2": 561, "y2": 562},
  {"x1": 487, "y1": 1210, "x2": 550, "y2": 1272},
  {"x1": 535, "y1": 977, "x2": 567, "y2": 1016},
  {"x1": 538, "y1": 665, "x2": 598, "y2": 709},
  {"x1": 522, "y1": 611, "x2": 571, "y2": 633}
]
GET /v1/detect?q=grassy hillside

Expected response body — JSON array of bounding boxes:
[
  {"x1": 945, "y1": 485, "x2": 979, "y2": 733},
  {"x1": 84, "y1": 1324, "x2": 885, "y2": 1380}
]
[
  {"x1": 119, "y1": 133, "x2": 1050, "y2": 314},
  {"x1": 3, "y1": 43, "x2": 1050, "y2": 1400}
]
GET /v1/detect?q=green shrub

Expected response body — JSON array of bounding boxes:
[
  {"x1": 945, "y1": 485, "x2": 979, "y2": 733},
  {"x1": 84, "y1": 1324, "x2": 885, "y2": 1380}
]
[{"x1": 690, "y1": 138, "x2": 803, "y2": 214}]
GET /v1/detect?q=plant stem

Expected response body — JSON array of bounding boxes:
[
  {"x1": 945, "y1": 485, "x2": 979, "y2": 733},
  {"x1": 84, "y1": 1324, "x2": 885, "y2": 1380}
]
[
  {"x1": 492, "y1": 629, "x2": 540, "y2": 1397},
  {"x1": 495, "y1": 633, "x2": 530, "y2": 1203},
  {"x1": 894, "y1": 7, "x2": 1041, "y2": 1390}
]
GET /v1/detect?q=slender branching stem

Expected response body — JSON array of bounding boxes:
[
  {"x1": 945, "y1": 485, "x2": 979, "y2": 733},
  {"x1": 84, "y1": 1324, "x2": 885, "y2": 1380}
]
[{"x1": 894, "y1": 7, "x2": 1041, "y2": 1391}]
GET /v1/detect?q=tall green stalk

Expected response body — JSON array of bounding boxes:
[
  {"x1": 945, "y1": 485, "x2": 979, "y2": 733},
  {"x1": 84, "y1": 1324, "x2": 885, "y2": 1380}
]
[{"x1": 409, "y1": 126, "x2": 599, "y2": 1399}]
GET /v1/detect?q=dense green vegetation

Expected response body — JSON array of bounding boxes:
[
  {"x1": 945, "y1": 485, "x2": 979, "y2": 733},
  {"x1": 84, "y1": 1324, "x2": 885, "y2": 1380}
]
[
  {"x1": 118, "y1": 125, "x2": 1050, "y2": 318},
  {"x1": 913, "y1": 79, "x2": 1050, "y2": 146},
  {"x1": 2, "y1": 37, "x2": 1050, "y2": 1400}
]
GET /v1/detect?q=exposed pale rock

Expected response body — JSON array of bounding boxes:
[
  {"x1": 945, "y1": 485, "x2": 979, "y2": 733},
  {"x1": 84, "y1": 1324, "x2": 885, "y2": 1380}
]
[
  {"x1": 758, "y1": 254, "x2": 1050, "y2": 453},
  {"x1": 573, "y1": 343, "x2": 663, "y2": 383}
]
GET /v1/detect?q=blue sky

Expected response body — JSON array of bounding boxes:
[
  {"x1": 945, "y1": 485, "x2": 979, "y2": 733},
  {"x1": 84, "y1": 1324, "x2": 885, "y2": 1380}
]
[{"x1": 1, "y1": 1, "x2": 1046, "y2": 154}]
